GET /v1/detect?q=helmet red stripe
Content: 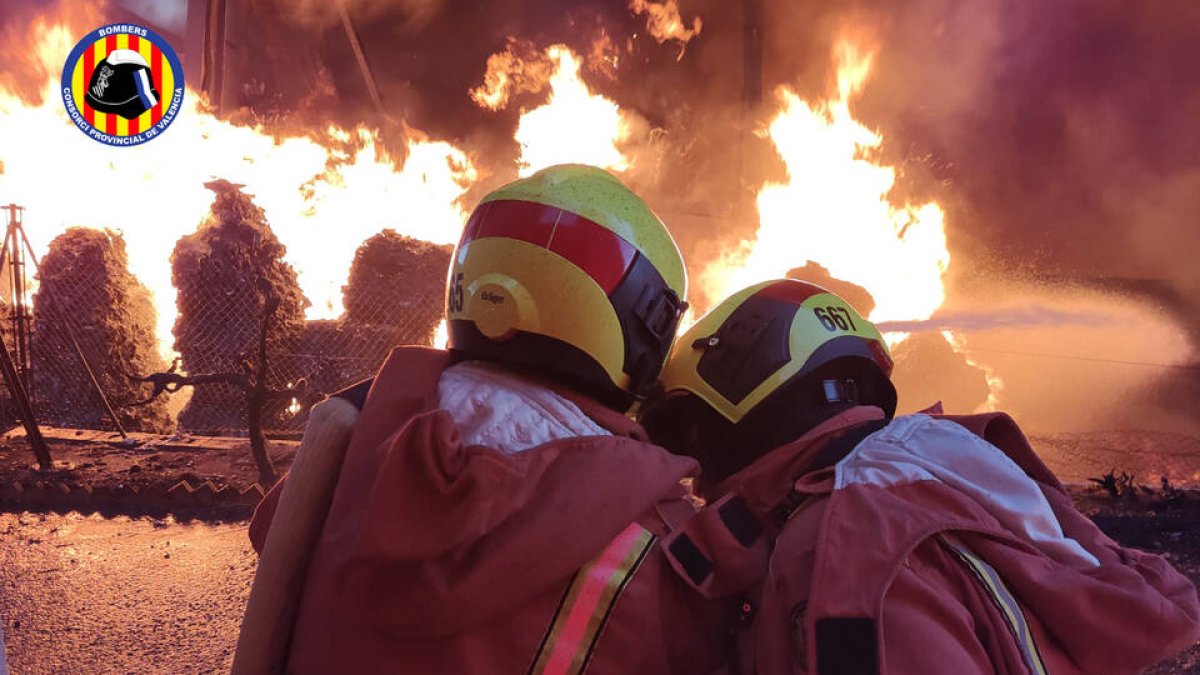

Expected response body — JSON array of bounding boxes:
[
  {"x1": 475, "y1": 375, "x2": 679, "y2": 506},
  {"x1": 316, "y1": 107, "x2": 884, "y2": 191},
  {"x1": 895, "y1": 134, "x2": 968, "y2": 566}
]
[
  {"x1": 460, "y1": 199, "x2": 637, "y2": 294},
  {"x1": 546, "y1": 209, "x2": 637, "y2": 293},
  {"x1": 755, "y1": 279, "x2": 826, "y2": 304}
]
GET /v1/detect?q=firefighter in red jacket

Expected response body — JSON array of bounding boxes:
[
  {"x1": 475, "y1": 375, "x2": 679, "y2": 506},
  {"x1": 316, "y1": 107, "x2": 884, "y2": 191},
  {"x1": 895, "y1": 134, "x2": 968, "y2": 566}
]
[
  {"x1": 238, "y1": 165, "x2": 733, "y2": 674},
  {"x1": 641, "y1": 278, "x2": 1200, "y2": 674}
]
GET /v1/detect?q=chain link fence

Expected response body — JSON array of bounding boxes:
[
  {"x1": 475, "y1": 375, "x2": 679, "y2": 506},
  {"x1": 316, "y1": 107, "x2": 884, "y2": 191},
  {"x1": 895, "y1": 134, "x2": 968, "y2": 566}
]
[
  {"x1": 10, "y1": 194, "x2": 1197, "y2": 485},
  {"x1": 2, "y1": 187, "x2": 449, "y2": 439}
]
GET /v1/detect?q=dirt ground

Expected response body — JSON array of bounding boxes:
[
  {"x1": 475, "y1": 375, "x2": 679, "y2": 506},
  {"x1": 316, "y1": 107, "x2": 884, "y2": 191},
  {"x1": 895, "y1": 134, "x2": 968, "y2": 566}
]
[
  {"x1": 1, "y1": 439, "x2": 1199, "y2": 673},
  {"x1": 0, "y1": 512, "x2": 254, "y2": 674},
  {"x1": 0, "y1": 437, "x2": 297, "y2": 517}
]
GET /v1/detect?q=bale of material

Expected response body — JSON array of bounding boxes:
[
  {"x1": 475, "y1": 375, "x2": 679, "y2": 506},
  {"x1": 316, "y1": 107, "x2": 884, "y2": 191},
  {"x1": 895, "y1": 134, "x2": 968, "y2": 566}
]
[
  {"x1": 172, "y1": 180, "x2": 308, "y2": 434},
  {"x1": 786, "y1": 261, "x2": 876, "y2": 318},
  {"x1": 341, "y1": 229, "x2": 450, "y2": 345},
  {"x1": 30, "y1": 227, "x2": 171, "y2": 432},
  {"x1": 890, "y1": 332, "x2": 990, "y2": 415}
]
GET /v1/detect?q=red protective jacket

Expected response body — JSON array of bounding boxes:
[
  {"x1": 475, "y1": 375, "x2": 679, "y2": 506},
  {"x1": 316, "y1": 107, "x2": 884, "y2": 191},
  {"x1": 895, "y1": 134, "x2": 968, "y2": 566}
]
[
  {"x1": 249, "y1": 347, "x2": 733, "y2": 674},
  {"x1": 663, "y1": 407, "x2": 1200, "y2": 674}
]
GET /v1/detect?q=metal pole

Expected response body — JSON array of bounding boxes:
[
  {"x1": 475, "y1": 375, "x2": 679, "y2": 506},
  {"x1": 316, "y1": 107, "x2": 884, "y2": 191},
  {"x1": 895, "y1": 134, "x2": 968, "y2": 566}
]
[
  {"x1": 14, "y1": 213, "x2": 128, "y2": 438},
  {"x1": 336, "y1": 0, "x2": 387, "y2": 119},
  {"x1": 202, "y1": 0, "x2": 228, "y2": 113},
  {"x1": 6, "y1": 206, "x2": 32, "y2": 398},
  {"x1": 0, "y1": 329, "x2": 50, "y2": 470}
]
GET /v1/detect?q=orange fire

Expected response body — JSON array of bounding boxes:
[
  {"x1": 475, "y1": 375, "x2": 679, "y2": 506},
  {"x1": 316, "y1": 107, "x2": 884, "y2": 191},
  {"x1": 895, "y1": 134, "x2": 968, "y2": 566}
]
[
  {"x1": 0, "y1": 19, "x2": 476, "y2": 359},
  {"x1": 629, "y1": 0, "x2": 703, "y2": 60},
  {"x1": 701, "y1": 39, "x2": 951, "y2": 332},
  {"x1": 473, "y1": 41, "x2": 637, "y2": 176}
]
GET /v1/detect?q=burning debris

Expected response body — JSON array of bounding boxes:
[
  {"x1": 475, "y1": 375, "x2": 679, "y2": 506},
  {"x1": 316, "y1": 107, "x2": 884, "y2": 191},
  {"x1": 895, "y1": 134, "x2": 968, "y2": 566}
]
[
  {"x1": 31, "y1": 227, "x2": 171, "y2": 432},
  {"x1": 171, "y1": 180, "x2": 308, "y2": 434},
  {"x1": 0, "y1": 0, "x2": 1195, "y2": 442}
]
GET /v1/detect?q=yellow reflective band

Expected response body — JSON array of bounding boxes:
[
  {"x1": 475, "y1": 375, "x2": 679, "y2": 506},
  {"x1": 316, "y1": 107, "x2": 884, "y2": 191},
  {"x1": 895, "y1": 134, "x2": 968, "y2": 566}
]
[
  {"x1": 528, "y1": 523, "x2": 656, "y2": 675},
  {"x1": 938, "y1": 535, "x2": 1047, "y2": 675}
]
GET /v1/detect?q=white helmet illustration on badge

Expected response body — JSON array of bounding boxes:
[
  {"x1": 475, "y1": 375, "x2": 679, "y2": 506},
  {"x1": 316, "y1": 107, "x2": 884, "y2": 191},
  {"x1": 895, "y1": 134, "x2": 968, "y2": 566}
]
[{"x1": 85, "y1": 48, "x2": 160, "y2": 120}]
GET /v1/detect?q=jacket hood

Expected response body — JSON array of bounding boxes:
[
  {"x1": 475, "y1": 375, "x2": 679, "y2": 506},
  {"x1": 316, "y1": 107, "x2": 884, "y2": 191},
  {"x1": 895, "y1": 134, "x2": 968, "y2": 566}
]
[
  {"x1": 662, "y1": 406, "x2": 886, "y2": 599},
  {"x1": 329, "y1": 347, "x2": 699, "y2": 636}
]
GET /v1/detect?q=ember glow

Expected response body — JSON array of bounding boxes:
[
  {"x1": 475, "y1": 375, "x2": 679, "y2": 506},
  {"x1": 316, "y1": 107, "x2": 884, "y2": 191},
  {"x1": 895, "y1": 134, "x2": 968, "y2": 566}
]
[
  {"x1": 0, "y1": 16, "x2": 476, "y2": 358},
  {"x1": 702, "y1": 40, "x2": 951, "y2": 329}
]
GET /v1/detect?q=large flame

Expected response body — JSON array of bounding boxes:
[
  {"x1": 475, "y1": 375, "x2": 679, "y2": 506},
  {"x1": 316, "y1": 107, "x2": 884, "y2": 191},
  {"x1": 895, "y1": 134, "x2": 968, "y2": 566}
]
[
  {"x1": 0, "y1": 17, "x2": 476, "y2": 358},
  {"x1": 629, "y1": 0, "x2": 703, "y2": 59},
  {"x1": 473, "y1": 41, "x2": 634, "y2": 176},
  {"x1": 702, "y1": 40, "x2": 950, "y2": 329}
]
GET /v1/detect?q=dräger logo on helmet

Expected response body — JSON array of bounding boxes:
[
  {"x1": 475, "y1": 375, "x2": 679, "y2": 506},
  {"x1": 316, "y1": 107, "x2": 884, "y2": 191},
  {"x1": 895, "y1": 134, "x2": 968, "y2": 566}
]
[{"x1": 60, "y1": 23, "x2": 185, "y2": 147}]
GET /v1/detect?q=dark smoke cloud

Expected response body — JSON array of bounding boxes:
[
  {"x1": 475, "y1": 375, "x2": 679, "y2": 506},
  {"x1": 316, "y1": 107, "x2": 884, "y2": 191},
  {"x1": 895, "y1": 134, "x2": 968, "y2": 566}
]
[{"x1": 845, "y1": 0, "x2": 1200, "y2": 332}]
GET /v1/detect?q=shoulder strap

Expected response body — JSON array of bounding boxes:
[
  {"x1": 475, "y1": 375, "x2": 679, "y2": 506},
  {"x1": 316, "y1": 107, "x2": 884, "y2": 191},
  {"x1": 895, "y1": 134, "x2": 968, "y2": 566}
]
[
  {"x1": 332, "y1": 377, "x2": 373, "y2": 411},
  {"x1": 770, "y1": 419, "x2": 888, "y2": 525}
]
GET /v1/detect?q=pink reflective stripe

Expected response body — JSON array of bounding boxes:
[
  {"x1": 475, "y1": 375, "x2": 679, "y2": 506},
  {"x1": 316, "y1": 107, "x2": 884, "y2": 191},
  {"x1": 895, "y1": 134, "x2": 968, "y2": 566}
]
[{"x1": 530, "y1": 522, "x2": 655, "y2": 675}]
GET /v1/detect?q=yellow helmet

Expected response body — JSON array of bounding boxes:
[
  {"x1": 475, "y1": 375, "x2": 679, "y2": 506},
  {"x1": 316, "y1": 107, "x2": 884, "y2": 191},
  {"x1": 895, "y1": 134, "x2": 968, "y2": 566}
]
[
  {"x1": 446, "y1": 164, "x2": 688, "y2": 409},
  {"x1": 658, "y1": 278, "x2": 896, "y2": 423}
]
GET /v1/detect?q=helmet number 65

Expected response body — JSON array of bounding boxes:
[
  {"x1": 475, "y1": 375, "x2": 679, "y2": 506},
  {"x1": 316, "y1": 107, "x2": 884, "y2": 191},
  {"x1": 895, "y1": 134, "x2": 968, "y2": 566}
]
[
  {"x1": 448, "y1": 272, "x2": 465, "y2": 312},
  {"x1": 813, "y1": 306, "x2": 856, "y2": 332}
]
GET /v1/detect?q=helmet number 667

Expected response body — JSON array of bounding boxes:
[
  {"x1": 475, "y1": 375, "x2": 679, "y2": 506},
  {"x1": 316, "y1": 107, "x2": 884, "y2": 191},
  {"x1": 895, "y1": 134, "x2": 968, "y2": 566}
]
[{"x1": 813, "y1": 306, "x2": 857, "y2": 332}]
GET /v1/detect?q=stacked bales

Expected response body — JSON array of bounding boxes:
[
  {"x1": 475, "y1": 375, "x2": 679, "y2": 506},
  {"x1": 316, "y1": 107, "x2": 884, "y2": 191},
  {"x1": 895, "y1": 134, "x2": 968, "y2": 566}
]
[
  {"x1": 786, "y1": 262, "x2": 876, "y2": 317},
  {"x1": 172, "y1": 180, "x2": 308, "y2": 434},
  {"x1": 300, "y1": 230, "x2": 450, "y2": 395},
  {"x1": 342, "y1": 229, "x2": 451, "y2": 336},
  {"x1": 890, "y1": 333, "x2": 990, "y2": 415},
  {"x1": 30, "y1": 228, "x2": 171, "y2": 432}
]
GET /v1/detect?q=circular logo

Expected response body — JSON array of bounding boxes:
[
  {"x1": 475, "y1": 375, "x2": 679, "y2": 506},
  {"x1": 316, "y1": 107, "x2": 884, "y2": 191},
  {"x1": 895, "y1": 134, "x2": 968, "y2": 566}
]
[{"x1": 60, "y1": 24, "x2": 185, "y2": 147}]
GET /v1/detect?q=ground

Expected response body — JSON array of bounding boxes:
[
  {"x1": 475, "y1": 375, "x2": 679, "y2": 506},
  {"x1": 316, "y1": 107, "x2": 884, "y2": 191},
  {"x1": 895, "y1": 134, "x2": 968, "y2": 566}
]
[
  {"x1": 0, "y1": 512, "x2": 253, "y2": 674},
  {"x1": 0, "y1": 436, "x2": 297, "y2": 518},
  {"x1": 0, "y1": 440, "x2": 1199, "y2": 673}
]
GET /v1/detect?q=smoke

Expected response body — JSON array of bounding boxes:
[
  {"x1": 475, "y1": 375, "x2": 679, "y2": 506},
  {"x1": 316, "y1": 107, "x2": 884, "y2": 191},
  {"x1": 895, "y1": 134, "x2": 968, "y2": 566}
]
[
  {"x1": 116, "y1": 0, "x2": 185, "y2": 35},
  {"x1": 6, "y1": 0, "x2": 1197, "y2": 432},
  {"x1": 934, "y1": 283, "x2": 1198, "y2": 434},
  {"x1": 845, "y1": 0, "x2": 1200, "y2": 335}
]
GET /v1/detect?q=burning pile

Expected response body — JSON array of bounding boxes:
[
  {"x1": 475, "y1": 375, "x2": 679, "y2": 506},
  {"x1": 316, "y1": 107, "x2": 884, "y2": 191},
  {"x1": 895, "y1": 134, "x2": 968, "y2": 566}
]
[
  {"x1": 1, "y1": 0, "x2": 1195, "y2": 450},
  {"x1": 171, "y1": 181, "x2": 308, "y2": 434},
  {"x1": 31, "y1": 227, "x2": 171, "y2": 432}
]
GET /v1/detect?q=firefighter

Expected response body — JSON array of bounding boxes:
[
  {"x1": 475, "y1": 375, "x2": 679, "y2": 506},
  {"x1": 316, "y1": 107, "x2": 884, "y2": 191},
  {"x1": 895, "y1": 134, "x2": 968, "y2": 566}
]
[
  {"x1": 236, "y1": 164, "x2": 732, "y2": 674},
  {"x1": 641, "y1": 278, "x2": 1200, "y2": 674}
]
